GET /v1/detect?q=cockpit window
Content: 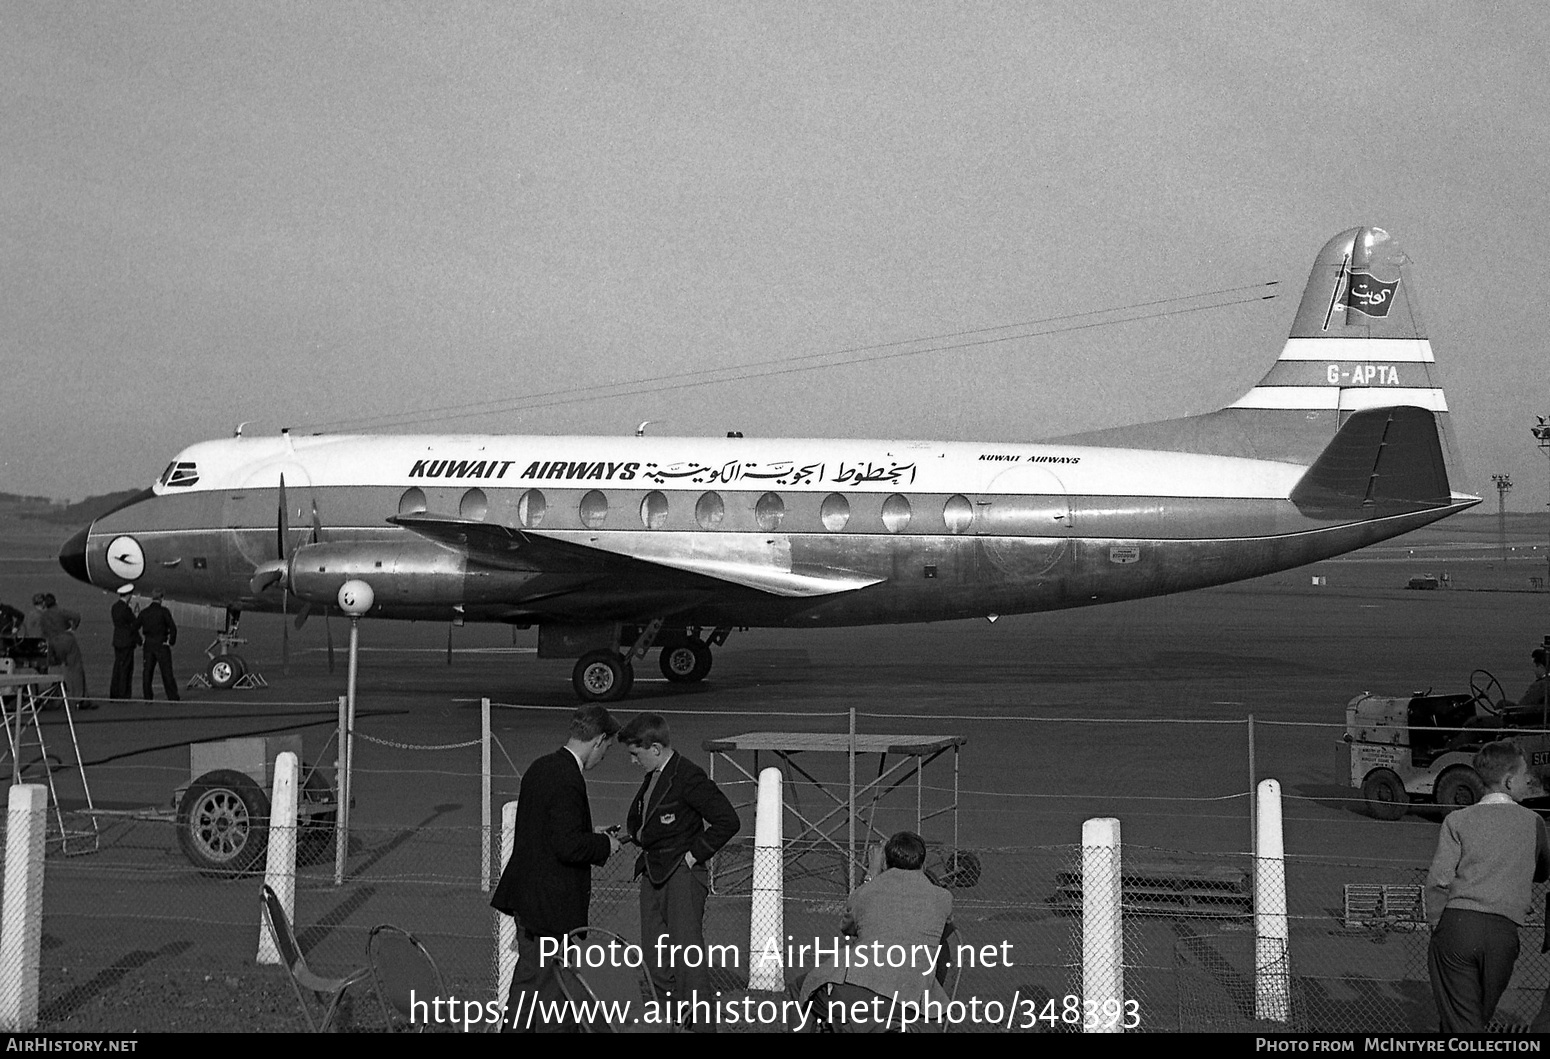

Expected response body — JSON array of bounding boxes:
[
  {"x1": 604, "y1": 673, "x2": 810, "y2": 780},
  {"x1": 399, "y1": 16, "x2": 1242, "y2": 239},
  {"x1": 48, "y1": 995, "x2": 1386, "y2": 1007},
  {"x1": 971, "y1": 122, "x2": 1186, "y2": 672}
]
[{"x1": 158, "y1": 461, "x2": 199, "y2": 488}]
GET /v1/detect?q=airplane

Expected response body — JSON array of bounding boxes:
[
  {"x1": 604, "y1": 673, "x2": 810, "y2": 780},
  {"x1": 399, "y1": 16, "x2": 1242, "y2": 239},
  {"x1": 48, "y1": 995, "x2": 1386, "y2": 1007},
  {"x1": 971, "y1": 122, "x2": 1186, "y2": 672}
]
[{"x1": 59, "y1": 227, "x2": 1476, "y2": 702}]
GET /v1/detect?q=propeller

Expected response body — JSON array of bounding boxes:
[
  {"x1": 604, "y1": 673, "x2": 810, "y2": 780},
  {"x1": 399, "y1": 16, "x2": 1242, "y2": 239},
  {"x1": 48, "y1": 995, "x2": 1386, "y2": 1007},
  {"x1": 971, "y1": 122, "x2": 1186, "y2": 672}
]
[{"x1": 246, "y1": 474, "x2": 330, "y2": 672}]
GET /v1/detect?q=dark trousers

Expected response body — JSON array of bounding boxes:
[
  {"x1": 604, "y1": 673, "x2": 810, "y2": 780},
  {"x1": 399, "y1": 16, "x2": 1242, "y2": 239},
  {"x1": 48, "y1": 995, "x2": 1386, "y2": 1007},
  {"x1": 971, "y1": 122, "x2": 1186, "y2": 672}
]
[
  {"x1": 109, "y1": 647, "x2": 135, "y2": 699},
  {"x1": 142, "y1": 643, "x2": 179, "y2": 701},
  {"x1": 1428, "y1": 907, "x2": 1521, "y2": 1031},
  {"x1": 501, "y1": 929, "x2": 576, "y2": 1033},
  {"x1": 641, "y1": 863, "x2": 712, "y2": 1031}
]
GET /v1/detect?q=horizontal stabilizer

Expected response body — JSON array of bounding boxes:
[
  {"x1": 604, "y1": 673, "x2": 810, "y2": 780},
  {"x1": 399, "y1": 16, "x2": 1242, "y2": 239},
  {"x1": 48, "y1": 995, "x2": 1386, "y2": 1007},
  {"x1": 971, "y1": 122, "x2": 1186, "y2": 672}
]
[
  {"x1": 389, "y1": 514, "x2": 883, "y2": 598},
  {"x1": 1289, "y1": 406, "x2": 1452, "y2": 519}
]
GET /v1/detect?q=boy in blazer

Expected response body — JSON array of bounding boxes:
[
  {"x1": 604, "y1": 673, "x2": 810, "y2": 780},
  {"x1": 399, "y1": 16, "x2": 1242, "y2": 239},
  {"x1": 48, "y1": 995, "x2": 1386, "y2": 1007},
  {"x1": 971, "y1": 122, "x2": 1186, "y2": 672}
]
[{"x1": 620, "y1": 713, "x2": 740, "y2": 1030}]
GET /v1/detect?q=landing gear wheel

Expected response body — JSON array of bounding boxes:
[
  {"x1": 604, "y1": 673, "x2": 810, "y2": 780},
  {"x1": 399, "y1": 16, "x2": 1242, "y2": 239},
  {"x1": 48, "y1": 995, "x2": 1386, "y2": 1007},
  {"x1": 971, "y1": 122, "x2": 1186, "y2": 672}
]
[
  {"x1": 659, "y1": 640, "x2": 713, "y2": 683},
  {"x1": 207, "y1": 654, "x2": 247, "y2": 690},
  {"x1": 573, "y1": 651, "x2": 633, "y2": 703},
  {"x1": 177, "y1": 768, "x2": 269, "y2": 877},
  {"x1": 297, "y1": 766, "x2": 336, "y2": 866},
  {"x1": 1469, "y1": 669, "x2": 1506, "y2": 716},
  {"x1": 1361, "y1": 769, "x2": 1409, "y2": 820},
  {"x1": 1435, "y1": 767, "x2": 1485, "y2": 811}
]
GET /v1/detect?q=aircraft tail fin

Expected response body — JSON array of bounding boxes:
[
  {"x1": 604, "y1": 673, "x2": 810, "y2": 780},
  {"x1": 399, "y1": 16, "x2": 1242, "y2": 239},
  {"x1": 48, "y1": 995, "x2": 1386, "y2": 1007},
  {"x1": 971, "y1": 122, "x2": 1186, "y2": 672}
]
[{"x1": 1056, "y1": 227, "x2": 1470, "y2": 497}]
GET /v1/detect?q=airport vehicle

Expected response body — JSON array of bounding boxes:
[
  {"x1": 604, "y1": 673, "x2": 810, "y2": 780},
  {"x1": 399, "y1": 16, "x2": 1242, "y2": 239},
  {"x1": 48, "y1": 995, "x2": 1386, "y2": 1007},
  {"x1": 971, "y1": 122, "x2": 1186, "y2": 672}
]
[
  {"x1": 174, "y1": 735, "x2": 335, "y2": 875},
  {"x1": 1345, "y1": 672, "x2": 1550, "y2": 820},
  {"x1": 59, "y1": 227, "x2": 1478, "y2": 702},
  {"x1": 1406, "y1": 574, "x2": 1441, "y2": 590}
]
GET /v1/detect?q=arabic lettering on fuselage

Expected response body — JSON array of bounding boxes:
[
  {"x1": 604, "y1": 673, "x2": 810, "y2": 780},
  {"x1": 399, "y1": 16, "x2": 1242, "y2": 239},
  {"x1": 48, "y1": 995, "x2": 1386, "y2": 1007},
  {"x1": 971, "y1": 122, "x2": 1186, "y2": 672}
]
[{"x1": 404, "y1": 456, "x2": 921, "y2": 487}]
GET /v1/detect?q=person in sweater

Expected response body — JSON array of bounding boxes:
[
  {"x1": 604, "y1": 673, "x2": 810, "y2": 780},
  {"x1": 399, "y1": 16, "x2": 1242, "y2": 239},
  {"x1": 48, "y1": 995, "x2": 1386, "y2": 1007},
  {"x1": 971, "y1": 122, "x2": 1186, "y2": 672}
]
[{"x1": 1426, "y1": 740, "x2": 1550, "y2": 1032}]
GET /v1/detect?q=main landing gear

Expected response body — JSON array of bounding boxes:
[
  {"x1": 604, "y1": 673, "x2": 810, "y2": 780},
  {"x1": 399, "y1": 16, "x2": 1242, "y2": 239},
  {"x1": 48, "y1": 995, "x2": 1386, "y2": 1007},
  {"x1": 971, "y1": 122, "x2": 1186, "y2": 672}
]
[{"x1": 567, "y1": 625, "x2": 730, "y2": 704}]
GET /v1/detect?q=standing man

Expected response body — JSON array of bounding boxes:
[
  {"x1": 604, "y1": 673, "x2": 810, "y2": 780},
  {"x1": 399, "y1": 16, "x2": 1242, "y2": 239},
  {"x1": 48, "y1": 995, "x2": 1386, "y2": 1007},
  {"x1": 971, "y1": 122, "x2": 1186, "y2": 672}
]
[
  {"x1": 619, "y1": 712, "x2": 740, "y2": 1030},
  {"x1": 139, "y1": 589, "x2": 180, "y2": 702},
  {"x1": 491, "y1": 704, "x2": 621, "y2": 1032},
  {"x1": 109, "y1": 586, "x2": 141, "y2": 700},
  {"x1": 38, "y1": 593, "x2": 92, "y2": 710}
]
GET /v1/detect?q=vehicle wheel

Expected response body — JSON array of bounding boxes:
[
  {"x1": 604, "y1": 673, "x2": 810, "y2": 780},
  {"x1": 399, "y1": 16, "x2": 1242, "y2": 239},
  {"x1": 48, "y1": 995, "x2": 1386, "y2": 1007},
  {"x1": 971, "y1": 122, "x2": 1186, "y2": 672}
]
[
  {"x1": 177, "y1": 768, "x2": 269, "y2": 877},
  {"x1": 1435, "y1": 767, "x2": 1485, "y2": 811},
  {"x1": 573, "y1": 650, "x2": 631, "y2": 703},
  {"x1": 207, "y1": 654, "x2": 246, "y2": 690},
  {"x1": 659, "y1": 640, "x2": 713, "y2": 683},
  {"x1": 297, "y1": 766, "x2": 336, "y2": 866},
  {"x1": 1361, "y1": 769, "x2": 1409, "y2": 820}
]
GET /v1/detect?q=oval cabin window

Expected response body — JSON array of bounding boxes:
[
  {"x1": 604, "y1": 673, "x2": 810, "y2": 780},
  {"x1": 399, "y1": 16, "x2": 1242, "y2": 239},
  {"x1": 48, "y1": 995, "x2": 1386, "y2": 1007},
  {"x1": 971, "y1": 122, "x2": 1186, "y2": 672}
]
[
  {"x1": 398, "y1": 487, "x2": 427, "y2": 516},
  {"x1": 460, "y1": 488, "x2": 489, "y2": 521},
  {"x1": 579, "y1": 490, "x2": 609, "y2": 530},
  {"x1": 517, "y1": 489, "x2": 546, "y2": 528},
  {"x1": 640, "y1": 491, "x2": 669, "y2": 530},
  {"x1": 882, "y1": 494, "x2": 912, "y2": 534},
  {"x1": 695, "y1": 492, "x2": 725, "y2": 530},
  {"x1": 755, "y1": 492, "x2": 785, "y2": 532},
  {"x1": 820, "y1": 493, "x2": 850, "y2": 532},
  {"x1": 943, "y1": 494, "x2": 973, "y2": 534}
]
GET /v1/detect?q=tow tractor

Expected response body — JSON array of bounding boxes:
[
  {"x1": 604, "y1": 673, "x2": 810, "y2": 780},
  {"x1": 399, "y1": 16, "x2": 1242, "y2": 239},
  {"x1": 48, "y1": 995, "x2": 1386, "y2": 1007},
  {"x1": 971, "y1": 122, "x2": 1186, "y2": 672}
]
[{"x1": 1345, "y1": 670, "x2": 1550, "y2": 820}]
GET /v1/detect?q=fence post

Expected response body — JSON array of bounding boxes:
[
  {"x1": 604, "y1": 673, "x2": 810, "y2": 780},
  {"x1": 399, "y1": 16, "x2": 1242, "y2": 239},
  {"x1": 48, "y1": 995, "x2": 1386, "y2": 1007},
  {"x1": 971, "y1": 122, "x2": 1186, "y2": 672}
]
[
  {"x1": 1248, "y1": 714, "x2": 1257, "y2": 862},
  {"x1": 749, "y1": 767, "x2": 785, "y2": 991},
  {"x1": 481, "y1": 696, "x2": 492, "y2": 892},
  {"x1": 334, "y1": 694, "x2": 348, "y2": 886},
  {"x1": 0, "y1": 784, "x2": 47, "y2": 1030},
  {"x1": 1254, "y1": 777, "x2": 1291, "y2": 1022},
  {"x1": 495, "y1": 799, "x2": 519, "y2": 1016},
  {"x1": 1081, "y1": 816, "x2": 1123, "y2": 1033},
  {"x1": 258, "y1": 751, "x2": 299, "y2": 965}
]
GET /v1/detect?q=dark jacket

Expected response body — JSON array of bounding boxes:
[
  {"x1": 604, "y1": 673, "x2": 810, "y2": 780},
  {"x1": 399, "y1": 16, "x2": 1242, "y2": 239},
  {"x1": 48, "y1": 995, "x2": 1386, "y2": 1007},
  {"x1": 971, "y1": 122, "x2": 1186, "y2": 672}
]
[
  {"x1": 491, "y1": 747, "x2": 612, "y2": 937},
  {"x1": 138, "y1": 602, "x2": 177, "y2": 647},
  {"x1": 111, "y1": 600, "x2": 141, "y2": 650},
  {"x1": 626, "y1": 751, "x2": 740, "y2": 885}
]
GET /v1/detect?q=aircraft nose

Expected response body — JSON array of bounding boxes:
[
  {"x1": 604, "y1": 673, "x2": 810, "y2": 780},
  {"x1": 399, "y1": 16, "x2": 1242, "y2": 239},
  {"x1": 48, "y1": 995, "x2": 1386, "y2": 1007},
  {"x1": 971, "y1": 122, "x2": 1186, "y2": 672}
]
[{"x1": 59, "y1": 525, "x2": 90, "y2": 584}]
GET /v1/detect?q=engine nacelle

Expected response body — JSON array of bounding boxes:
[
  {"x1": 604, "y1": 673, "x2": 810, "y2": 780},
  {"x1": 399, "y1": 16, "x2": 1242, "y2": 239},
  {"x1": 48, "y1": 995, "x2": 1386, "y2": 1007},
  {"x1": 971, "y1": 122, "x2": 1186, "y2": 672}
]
[{"x1": 288, "y1": 540, "x2": 472, "y2": 607}]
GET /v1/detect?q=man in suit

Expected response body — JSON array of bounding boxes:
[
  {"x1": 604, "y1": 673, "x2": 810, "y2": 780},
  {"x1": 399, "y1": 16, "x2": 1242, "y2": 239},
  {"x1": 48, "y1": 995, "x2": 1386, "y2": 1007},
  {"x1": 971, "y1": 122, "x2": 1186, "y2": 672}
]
[
  {"x1": 491, "y1": 704, "x2": 621, "y2": 1032},
  {"x1": 109, "y1": 586, "x2": 141, "y2": 700},
  {"x1": 138, "y1": 589, "x2": 180, "y2": 702},
  {"x1": 620, "y1": 712, "x2": 740, "y2": 1030}
]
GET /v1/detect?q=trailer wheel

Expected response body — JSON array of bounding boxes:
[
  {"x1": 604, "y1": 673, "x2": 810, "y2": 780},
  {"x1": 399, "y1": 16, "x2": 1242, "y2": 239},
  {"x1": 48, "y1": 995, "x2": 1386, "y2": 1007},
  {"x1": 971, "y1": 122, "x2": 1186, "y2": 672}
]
[
  {"x1": 177, "y1": 768, "x2": 269, "y2": 877},
  {"x1": 297, "y1": 767, "x2": 336, "y2": 866},
  {"x1": 1435, "y1": 767, "x2": 1484, "y2": 811},
  {"x1": 1361, "y1": 769, "x2": 1409, "y2": 820}
]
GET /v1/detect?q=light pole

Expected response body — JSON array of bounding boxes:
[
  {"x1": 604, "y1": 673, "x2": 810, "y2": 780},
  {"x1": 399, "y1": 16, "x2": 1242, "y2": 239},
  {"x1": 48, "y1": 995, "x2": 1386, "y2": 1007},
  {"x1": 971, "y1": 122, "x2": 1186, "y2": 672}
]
[
  {"x1": 1535, "y1": 418, "x2": 1550, "y2": 589},
  {"x1": 334, "y1": 578, "x2": 374, "y2": 887},
  {"x1": 1492, "y1": 474, "x2": 1513, "y2": 563}
]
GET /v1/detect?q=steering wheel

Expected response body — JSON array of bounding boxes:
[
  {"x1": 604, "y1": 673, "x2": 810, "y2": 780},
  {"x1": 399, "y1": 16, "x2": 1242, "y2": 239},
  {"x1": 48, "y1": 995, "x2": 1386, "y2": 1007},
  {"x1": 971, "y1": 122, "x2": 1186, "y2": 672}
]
[{"x1": 1469, "y1": 669, "x2": 1506, "y2": 716}]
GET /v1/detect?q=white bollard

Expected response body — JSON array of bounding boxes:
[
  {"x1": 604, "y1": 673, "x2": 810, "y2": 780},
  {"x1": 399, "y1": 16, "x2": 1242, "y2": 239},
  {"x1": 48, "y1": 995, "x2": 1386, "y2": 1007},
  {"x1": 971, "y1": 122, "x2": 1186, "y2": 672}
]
[
  {"x1": 748, "y1": 767, "x2": 785, "y2": 991},
  {"x1": 258, "y1": 752, "x2": 300, "y2": 965},
  {"x1": 1255, "y1": 778, "x2": 1291, "y2": 1022},
  {"x1": 1082, "y1": 817, "x2": 1123, "y2": 1033},
  {"x1": 495, "y1": 800, "x2": 519, "y2": 1014},
  {"x1": 0, "y1": 784, "x2": 48, "y2": 1030}
]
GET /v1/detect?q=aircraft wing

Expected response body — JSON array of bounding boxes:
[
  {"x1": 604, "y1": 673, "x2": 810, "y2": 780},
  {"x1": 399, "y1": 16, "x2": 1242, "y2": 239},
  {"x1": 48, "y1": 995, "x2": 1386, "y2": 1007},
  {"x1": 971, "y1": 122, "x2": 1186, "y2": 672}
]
[{"x1": 388, "y1": 514, "x2": 885, "y2": 598}]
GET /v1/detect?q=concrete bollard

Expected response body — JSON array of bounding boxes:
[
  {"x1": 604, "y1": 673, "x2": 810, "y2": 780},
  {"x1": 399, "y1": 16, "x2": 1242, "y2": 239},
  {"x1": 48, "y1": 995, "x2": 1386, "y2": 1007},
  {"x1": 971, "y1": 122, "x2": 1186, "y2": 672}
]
[
  {"x1": 258, "y1": 751, "x2": 299, "y2": 965},
  {"x1": 1255, "y1": 778, "x2": 1291, "y2": 1022},
  {"x1": 748, "y1": 767, "x2": 784, "y2": 991},
  {"x1": 1082, "y1": 817, "x2": 1123, "y2": 1033},
  {"x1": 0, "y1": 784, "x2": 48, "y2": 1030}
]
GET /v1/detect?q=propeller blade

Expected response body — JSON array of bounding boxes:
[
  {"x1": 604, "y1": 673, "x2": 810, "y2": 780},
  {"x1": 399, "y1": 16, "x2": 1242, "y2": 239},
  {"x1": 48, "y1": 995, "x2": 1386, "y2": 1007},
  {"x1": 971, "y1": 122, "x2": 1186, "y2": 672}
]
[
  {"x1": 294, "y1": 603, "x2": 312, "y2": 630},
  {"x1": 277, "y1": 473, "x2": 289, "y2": 560},
  {"x1": 248, "y1": 562, "x2": 286, "y2": 594},
  {"x1": 325, "y1": 611, "x2": 336, "y2": 674},
  {"x1": 447, "y1": 623, "x2": 454, "y2": 666},
  {"x1": 281, "y1": 589, "x2": 290, "y2": 672},
  {"x1": 311, "y1": 499, "x2": 323, "y2": 544}
]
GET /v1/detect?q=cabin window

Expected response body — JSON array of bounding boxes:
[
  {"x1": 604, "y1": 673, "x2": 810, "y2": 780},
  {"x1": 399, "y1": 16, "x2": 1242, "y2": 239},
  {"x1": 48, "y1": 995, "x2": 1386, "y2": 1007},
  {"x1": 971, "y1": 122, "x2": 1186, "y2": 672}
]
[
  {"x1": 820, "y1": 493, "x2": 850, "y2": 532},
  {"x1": 398, "y1": 487, "x2": 427, "y2": 516},
  {"x1": 460, "y1": 488, "x2": 489, "y2": 521},
  {"x1": 580, "y1": 489, "x2": 609, "y2": 529},
  {"x1": 882, "y1": 494, "x2": 912, "y2": 533},
  {"x1": 755, "y1": 492, "x2": 785, "y2": 532},
  {"x1": 640, "y1": 491, "x2": 669, "y2": 530},
  {"x1": 943, "y1": 494, "x2": 973, "y2": 534},
  {"x1": 517, "y1": 489, "x2": 546, "y2": 528},
  {"x1": 695, "y1": 492, "x2": 724, "y2": 530}
]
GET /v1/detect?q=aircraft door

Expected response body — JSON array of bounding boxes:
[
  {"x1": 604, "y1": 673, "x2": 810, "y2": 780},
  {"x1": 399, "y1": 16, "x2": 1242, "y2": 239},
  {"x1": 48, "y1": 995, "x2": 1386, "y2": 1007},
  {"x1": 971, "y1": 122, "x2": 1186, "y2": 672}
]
[
  {"x1": 977, "y1": 465, "x2": 1072, "y2": 579},
  {"x1": 222, "y1": 462, "x2": 315, "y2": 576}
]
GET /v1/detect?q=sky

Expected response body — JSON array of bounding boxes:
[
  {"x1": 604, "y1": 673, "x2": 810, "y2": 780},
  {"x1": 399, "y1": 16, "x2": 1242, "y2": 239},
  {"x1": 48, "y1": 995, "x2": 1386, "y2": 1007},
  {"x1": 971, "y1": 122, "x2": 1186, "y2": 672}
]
[{"x1": 3, "y1": 1, "x2": 1549, "y2": 511}]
